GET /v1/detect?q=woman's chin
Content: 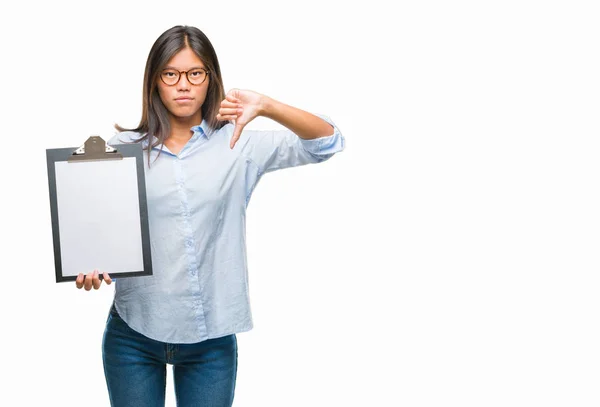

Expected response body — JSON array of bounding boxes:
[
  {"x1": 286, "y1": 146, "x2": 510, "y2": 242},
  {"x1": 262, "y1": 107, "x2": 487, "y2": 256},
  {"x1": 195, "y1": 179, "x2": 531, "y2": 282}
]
[{"x1": 169, "y1": 107, "x2": 202, "y2": 120}]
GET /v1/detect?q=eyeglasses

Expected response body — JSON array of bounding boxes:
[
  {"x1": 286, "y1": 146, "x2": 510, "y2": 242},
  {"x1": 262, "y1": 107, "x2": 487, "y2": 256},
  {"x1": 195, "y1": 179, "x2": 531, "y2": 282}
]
[{"x1": 160, "y1": 68, "x2": 210, "y2": 86}]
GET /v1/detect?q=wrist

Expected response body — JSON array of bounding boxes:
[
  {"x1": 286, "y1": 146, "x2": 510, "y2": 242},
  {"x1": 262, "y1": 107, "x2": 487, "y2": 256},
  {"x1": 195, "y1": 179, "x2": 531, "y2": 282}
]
[{"x1": 259, "y1": 95, "x2": 276, "y2": 118}]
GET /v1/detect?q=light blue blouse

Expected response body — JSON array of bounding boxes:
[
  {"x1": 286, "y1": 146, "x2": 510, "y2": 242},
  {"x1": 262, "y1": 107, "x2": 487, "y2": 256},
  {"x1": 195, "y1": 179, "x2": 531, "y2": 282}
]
[{"x1": 108, "y1": 114, "x2": 345, "y2": 343}]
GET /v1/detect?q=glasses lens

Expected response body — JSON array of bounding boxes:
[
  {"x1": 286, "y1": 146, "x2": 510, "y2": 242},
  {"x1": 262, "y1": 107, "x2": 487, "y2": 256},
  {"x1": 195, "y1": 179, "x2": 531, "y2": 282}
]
[
  {"x1": 187, "y1": 69, "x2": 207, "y2": 85},
  {"x1": 161, "y1": 70, "x2": 180, "y2": 85}
]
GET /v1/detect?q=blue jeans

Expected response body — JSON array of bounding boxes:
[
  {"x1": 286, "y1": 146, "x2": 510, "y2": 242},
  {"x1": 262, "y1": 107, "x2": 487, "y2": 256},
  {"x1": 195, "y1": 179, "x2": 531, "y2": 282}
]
[{"x1": 102, "y1": 305, "x2": 238, "y2": 407}]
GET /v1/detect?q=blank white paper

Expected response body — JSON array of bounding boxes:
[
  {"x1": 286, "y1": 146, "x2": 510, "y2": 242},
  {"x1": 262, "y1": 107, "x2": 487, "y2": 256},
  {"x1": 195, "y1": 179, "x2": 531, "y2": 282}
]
[{"x1": 54, "y1": 157, "x2": 144, "y2": 277}]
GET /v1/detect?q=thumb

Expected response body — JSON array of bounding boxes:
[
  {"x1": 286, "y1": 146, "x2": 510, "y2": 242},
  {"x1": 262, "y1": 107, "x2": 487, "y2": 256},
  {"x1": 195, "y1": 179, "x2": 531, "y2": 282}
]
[{"x1": 230, "y1": 121, "x2": 245, "y2": 149}]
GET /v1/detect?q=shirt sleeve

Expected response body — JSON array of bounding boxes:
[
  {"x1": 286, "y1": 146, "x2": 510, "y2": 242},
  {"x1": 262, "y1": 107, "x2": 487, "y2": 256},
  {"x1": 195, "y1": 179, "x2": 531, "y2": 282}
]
[{"x1": 238, "y1": 114, "x2": 345, "y2": 175}]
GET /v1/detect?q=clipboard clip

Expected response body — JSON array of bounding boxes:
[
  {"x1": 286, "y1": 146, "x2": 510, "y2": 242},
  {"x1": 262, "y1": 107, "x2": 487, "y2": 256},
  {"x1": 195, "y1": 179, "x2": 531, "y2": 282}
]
[{"x1": 68, "y1": 135, "x2": 123, "y2": 162}]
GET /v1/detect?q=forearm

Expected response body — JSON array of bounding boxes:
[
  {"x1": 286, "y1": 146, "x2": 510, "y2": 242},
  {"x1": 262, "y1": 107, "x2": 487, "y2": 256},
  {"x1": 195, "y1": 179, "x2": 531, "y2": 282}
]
[{"x1": 259, "y1": 96, "x2": 334, "y2": 140}]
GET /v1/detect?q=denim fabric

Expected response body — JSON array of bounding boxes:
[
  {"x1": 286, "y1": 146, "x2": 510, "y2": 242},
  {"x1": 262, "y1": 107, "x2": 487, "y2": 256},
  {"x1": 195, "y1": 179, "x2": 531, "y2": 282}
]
[{"x1": 102, "y1": 305, "x2": 238, "y2": 407}]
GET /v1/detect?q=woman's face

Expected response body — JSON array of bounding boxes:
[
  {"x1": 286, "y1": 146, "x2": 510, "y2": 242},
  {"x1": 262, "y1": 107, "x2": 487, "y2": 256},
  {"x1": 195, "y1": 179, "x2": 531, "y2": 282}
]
[{"x1": 156, "y1": 47, "x2": 209, "y2": 122}]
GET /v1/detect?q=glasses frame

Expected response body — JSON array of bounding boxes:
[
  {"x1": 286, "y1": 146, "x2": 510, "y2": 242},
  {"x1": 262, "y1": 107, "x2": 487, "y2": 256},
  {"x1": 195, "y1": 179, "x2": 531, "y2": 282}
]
[{"x1": 159, "y1": 68, "x2": 210, "y2": 86}]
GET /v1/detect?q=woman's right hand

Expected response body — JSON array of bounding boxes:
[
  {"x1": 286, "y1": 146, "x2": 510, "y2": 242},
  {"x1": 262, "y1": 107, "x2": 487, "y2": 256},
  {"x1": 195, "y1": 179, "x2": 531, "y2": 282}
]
[{"x1": 75, "y1": 270, "x2": 112, "y2": 290}]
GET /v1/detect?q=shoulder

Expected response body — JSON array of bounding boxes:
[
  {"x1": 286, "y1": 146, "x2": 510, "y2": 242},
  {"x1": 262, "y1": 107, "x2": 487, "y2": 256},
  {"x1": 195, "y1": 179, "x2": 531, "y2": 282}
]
[
  {"x1": 107, "y1": 131, "x2": 145, "y2": 146},
  {"x1": 208, "y1": 122, "x2": 233, "y2": 138},
  {"x1": 206, "y1": 121, "x2": 238, "y2": 147}
]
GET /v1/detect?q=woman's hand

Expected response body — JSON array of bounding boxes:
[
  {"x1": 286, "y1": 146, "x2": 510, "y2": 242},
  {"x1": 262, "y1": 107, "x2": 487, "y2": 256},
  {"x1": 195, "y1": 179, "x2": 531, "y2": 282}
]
[
  {"x1": 75, "y1": 270, "x2": 112, "y2": 291},
  {"x1": 216, "y1": 89, "x2": 266, "y2": 149}
]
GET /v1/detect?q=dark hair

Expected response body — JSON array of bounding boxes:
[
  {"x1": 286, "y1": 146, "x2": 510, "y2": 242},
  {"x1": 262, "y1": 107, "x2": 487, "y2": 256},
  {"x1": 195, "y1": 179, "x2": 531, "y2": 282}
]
[{"x1": 115, "y1": 25, "x2": 227, "y2": 162}]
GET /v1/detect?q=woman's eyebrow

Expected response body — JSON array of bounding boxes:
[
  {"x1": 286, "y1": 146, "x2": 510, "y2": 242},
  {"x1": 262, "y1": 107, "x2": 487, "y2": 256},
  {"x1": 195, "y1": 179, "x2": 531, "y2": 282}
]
[{"x1": 162, "y1": 65, "x2": 206, "y2": 70}]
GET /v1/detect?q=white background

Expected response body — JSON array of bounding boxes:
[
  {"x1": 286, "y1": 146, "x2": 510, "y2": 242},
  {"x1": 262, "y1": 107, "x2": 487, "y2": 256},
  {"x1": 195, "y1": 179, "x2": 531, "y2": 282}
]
[{"x1": 1, "y1": 0, "x2": 599, "y2": 406}]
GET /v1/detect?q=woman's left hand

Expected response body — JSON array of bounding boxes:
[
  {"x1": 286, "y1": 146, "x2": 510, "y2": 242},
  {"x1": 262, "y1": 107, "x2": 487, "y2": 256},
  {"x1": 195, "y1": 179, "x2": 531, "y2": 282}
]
[{"x1": 216, "y1": 89, "x2": 265, "y2": 149}]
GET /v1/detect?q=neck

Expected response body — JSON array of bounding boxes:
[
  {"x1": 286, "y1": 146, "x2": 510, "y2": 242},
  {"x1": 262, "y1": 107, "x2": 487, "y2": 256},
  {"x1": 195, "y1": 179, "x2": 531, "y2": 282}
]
[{"x1": 168, "y1": 112, "x2": 202, "y2": 141}]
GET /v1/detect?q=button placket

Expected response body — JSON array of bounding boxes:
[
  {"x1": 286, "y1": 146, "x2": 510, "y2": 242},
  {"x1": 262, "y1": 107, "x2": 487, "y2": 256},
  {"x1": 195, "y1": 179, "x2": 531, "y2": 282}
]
[{"x1": 173, "y1": 157, "x2": 205, "y2": 330}]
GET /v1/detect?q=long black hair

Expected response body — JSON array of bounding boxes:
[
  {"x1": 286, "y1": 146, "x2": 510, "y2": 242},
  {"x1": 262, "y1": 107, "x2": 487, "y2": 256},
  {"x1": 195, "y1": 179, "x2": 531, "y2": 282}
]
[{"x1": 116, "y1": 25, "x2": 227, "y2": 162}]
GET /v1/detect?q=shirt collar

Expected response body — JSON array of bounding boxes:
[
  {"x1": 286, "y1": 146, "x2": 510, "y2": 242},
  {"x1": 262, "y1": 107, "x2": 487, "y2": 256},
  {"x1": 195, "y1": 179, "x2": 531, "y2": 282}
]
[{"x1": 191, "y1": 119, "x2": 210, "y2": 139}]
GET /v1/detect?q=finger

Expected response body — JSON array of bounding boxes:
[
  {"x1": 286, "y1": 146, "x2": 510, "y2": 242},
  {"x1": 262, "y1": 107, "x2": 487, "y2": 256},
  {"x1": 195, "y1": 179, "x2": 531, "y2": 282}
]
[
  {"x1": 226, "y1": 89, "x2": 241, "y2": 104},
  {"x1": 103, "y1": 272, "x2": 112, "y2": 286},
  {"x1": 219, "y1": 107, "x2": 242, "y2": 116},
  {"x1": 216, "y1": 114, "x2": 237, "y2": 121},
  {"x1": 220, "y1": 100, "x2": 240, "y2": 109},
  {"x1": 84, "y1": 272, "x2": 93, "y2": 291},
  {"x1": 76, "y1": 273, "x2": 84, "y2": 289},
  {"x1": 226, "y1": 95, "x2": 241, "y2": 104},
  {"x1": 92, "y1": 270, "x2": 102, "y2": 290}
]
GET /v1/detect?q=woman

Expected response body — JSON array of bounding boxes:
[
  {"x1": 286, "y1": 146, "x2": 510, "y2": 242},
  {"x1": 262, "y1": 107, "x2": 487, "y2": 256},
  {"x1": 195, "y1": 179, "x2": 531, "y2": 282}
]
[{"x1": 75, "y1": 25, "x2": 344, "y2": 407}]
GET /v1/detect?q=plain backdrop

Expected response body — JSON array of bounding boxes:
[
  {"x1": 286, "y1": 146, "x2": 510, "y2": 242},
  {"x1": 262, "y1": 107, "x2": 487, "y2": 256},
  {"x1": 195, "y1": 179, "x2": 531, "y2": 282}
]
[{"x1": 1, "y1": 0, "x2": 600, "y2": 406}]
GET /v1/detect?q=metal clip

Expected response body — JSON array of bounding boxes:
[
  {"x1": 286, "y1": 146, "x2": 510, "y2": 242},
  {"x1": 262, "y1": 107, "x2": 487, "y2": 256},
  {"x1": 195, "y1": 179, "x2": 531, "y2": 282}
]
[{"x1": 68, "y1": 135, "x2": 123, "y2": 162}]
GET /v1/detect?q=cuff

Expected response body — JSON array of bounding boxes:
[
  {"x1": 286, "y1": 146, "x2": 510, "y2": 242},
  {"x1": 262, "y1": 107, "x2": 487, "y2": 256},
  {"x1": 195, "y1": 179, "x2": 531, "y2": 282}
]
[{"x1": 298, "y1": 114, "x2": 346, "y2": 156}]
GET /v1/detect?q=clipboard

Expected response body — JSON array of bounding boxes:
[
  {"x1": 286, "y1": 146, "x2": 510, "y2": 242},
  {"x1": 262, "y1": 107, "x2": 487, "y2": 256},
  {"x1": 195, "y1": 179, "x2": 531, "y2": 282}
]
[{"x1": 46, "y1": 135, "x2": 152, "y2": 283}]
